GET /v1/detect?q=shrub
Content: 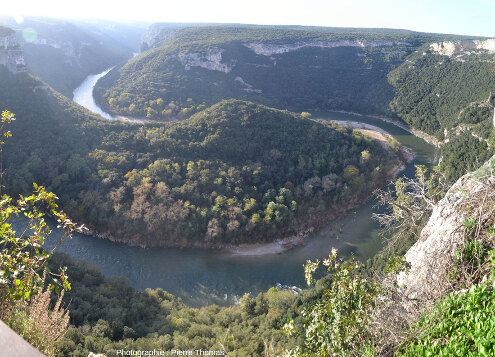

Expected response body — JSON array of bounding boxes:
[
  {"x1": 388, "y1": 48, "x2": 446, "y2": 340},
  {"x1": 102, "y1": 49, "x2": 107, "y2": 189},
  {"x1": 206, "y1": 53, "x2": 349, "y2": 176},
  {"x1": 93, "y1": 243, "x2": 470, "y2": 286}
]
[{"x1": 401, "y1": 284, "x2": 495, "y2": 356}]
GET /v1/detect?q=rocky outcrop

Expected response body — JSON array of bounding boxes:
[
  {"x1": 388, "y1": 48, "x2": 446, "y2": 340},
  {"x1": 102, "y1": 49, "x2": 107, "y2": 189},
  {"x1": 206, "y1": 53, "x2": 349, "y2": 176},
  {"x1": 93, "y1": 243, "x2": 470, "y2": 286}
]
[
  {"x1": 178, "y1": 50, "x2": 232, "y2": 73},
  {"x1": 396, "y1": 158, "x2": 495, "y2": 301},
  {"x1": 141, "y1": 23, "x2": 182, "y2": 49},
  {"x1": 430, "y1": 39, "x2": 495, "y2": 57},
  {"x1": 234, "y1": 76, "x2": 262, "y2": 93},
  {"x1": 245, "y1": 40, "x2": 411, "y2": 56},
  {"x1": 0, "y1": 28, "x2": 27, "y2": 74},
  {"x1": 29, "y1": 36, "x2": 81, "y2": 66}
]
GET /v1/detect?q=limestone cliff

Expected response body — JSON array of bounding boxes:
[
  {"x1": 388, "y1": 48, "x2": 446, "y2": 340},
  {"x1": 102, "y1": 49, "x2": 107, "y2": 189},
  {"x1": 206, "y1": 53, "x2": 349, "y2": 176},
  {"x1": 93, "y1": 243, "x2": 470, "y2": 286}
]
[
  {"x1": 245, "y1": 40, "x2": 411, "y2": 56},
  {"x1": 0, "y1": 27, "x2": 26, "y2": 74},
  {"x1": 141, "y1": 23, "x2": 182, "y2": 49},
  {"x1": 177, "y1": 39, "x2": 411, "y2": 73},
  {"x1": 178, "y1": 50, "x2": 232, "y2": 73},
  {"x1": 397, "y1": 157, "x2": 495, "y2": 301},
  {"x1": 28, "y1": 35, "x2": 82, "y2": 67},
  {"x1": 430, "y1": 39, "x2": 495, "y2": 57}
]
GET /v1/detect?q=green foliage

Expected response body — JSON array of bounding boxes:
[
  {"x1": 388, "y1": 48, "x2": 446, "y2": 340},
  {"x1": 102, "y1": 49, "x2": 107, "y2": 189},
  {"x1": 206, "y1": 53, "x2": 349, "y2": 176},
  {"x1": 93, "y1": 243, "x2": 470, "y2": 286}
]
[
  {"x1": 0, "y1": 68, "x2": 398, "y2": 248},
  {"x1": 384, "y1": 254, "x2": 410, "y2": 275},
  {"x1": 0, "y1": 183, "x2": 73, "y2": 304},
  {"x1": 459, "y1": 104, "x2": 493, "y2": 125},
  {"x1": 296, "y1": 250, "x2": 378, "y2": 356},
  {"x1": 47, "y1": 253, "x2": 306, "y2": 356},
  {"x1": 94, "y1": 25, "x2": 495, "y2": 188},
  {"x1": 388, "y1": 46, "x2": 495, "y2": 183},
  {"x1": 0, "y1": 109, "x2": 77, "y2": 355},
  {"x1": 389, "y1": 49, "x2": 495, "y2": 138},
  {"x1": 0, "y1": 110, "x2": 75, "y2": 312},
  {"x1": 368, "y1": 221, "x2": 424, "y2": 275},
  {"x1": 401, "y1": 284, "x2": 495, "y2": 356},
  {"x1": 2, "y1": 21, "x2": 495, "y2": 357},
  {"x1": 440, "y1": 133, "x2": 495, "y2": 183},
  {"x1": 0, "y1": 109, "x2": 15, "y2": 143}
]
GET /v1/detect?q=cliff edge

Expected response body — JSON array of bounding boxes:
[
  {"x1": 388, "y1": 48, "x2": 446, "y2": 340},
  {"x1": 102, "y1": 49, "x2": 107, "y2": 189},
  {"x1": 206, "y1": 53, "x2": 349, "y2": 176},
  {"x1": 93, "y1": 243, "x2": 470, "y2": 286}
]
[{"x1": 397, "y1": 156, "x2": 495, "y2": 301}]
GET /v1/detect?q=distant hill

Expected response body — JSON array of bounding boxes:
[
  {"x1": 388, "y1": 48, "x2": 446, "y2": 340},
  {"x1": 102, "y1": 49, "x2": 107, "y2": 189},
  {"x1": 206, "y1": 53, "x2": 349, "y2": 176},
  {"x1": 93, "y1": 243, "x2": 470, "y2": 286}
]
[
  {"x1": 0, "y1": 17, "x2": 146, "y2": 97},
  {"x1": 94, "y1": 25, "x2": 464, "y2": 121}
]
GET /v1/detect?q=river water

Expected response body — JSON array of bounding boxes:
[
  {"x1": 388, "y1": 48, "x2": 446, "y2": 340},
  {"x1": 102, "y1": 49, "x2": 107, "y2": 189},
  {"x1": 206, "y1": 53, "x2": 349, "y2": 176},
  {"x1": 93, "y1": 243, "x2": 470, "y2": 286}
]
[
  {"x1": 72, "y1": 68, "x2": 114, "y2": 120},
  {"x1": 37, "y1": 69, "x2": 438, "y2": 307}
]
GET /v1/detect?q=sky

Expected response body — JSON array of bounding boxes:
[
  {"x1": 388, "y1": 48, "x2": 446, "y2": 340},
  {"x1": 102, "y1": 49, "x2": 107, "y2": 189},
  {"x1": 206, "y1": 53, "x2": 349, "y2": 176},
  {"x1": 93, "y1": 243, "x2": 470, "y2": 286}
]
[{"x1": 1, "y1": 0, "x2": 495, "y2": 37}]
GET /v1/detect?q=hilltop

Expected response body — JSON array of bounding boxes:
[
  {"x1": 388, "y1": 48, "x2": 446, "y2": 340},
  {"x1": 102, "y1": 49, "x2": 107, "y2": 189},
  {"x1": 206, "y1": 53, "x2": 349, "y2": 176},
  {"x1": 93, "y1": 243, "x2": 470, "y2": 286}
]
[
  {"x1": 2, "y1": 20, "x2": 495, "y2": 357},
  {"x1": 94, "y1": 26, "x2": 431, "y2": 120}
]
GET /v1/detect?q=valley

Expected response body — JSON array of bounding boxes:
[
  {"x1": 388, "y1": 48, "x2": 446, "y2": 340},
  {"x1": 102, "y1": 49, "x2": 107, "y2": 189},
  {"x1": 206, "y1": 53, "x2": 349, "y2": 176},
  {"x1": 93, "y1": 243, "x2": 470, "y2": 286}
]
[
  {"x1": 0, "y1": 13, "x2": 494, "y2": 357},
  {"x1": 33, "y1": 67, "x2": 437, "y2": 306}
]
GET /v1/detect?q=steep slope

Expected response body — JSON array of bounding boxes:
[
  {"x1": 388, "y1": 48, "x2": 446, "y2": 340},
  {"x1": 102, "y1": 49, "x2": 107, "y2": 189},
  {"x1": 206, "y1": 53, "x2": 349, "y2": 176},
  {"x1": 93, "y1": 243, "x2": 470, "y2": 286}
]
[
  {"x1": 397, "y1": 156, "x2": 495, "y2": 301},
  {"x1": 389, "y1": 41, "x2": 495, "y2": 138},
  {"x1": 0, "y1": 16, "x2": 144, "y2": 97},
  {"x1": 87, "y1": 100, "x2": 402, "y2": 248},
  {"x1": 94, "y1": 25, "x2": 495, "y2": 185},
  {"x1": 95, "y1": 25, "x2": 450, "y2": 120},
  {"x1": 389, "y1": 40, "x2": 495, "y2": 182},
  {"x1": 0, "y1": 25, "x2": 27, "y2": 73}
]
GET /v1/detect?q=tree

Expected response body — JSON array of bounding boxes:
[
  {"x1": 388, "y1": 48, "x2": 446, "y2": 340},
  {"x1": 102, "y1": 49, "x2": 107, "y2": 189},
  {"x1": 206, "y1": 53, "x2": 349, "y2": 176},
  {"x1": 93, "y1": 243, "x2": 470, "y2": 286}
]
[
  {"x1": 108, "y1": 98, "x2": 117, "y2": 107},
  {"x1": 373, "y1": 165, "x2": 446, "y2": 233},
  {"x1": 285, "y1": 249, "x2": 378, "y2": 356}
]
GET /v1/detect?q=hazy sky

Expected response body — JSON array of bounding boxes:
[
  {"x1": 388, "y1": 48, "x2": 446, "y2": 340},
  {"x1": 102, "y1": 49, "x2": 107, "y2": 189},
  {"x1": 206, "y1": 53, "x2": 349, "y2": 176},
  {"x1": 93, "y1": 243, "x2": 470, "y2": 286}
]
[{"x1": 2, "y1": 0, "x2": 495, "y2": 36}]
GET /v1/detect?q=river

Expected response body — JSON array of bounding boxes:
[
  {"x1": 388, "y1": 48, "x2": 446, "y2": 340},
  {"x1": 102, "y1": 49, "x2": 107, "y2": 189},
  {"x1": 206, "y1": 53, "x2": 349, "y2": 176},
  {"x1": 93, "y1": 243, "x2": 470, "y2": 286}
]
[
  {"x1": 73, "y1": 68, "x2": 114, "y2": 120},
  {"x1": 40, "y1": 69, "x2": 438, "y2": 307}
]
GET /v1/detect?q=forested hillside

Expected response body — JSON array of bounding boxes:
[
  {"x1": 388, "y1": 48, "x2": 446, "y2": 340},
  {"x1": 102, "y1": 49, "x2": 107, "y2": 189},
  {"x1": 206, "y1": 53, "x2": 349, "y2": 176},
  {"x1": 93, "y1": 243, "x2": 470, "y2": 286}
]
[
  {"x1": 93, "y1": 25, "x2": 495, "y2": 184},
  {"x1": 95, "y1": 26, "x2": 451, "y2": 120},
  {"x1": 389, "y1": 45, "x2": 495, "y2": 137},
  {"x1": 2, "y1": 20, "x2": 495, "y2": 357},
  {"x1": 0, "y1": 68, "x2": 399, "y2": 247},
  {"x1": 388, "y1": 41, "x2": 495, "y2": 181}
]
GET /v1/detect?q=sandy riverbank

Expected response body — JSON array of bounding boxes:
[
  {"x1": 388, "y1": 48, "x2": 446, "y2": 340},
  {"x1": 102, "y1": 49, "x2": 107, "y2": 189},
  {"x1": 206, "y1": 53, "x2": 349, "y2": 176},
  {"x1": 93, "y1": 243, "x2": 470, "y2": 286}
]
[
  {"x1": 327, "y1": 119, "x2": 415, "y2": 161},
  {"x1": 329, "y1": 110, "x2": 442, "y2": 147},
  {"x1": 114, "y1": 115, "x2": 151, "y2": 124},
  {"x1": 227, "y1": 235, "x2": 305, "y2": 256}
]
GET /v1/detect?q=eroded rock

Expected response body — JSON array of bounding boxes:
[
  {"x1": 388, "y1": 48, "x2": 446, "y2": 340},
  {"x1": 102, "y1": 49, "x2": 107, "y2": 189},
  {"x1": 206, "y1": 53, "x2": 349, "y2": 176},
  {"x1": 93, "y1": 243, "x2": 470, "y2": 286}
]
[{"x1": 397, "y1": 159, "x2": 495, "y2": 301}]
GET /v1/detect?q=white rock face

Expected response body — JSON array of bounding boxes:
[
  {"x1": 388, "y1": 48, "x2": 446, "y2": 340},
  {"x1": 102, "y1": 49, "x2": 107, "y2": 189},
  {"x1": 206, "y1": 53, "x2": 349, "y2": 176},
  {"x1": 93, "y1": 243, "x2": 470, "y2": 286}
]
[
  {"x1": 245, "y1": 40, "x2": 410, "y2": 56},
  {"x1": 397, "y1": 162, "x2": 495, "y2": 301},
  {"x1": 430, "y1": 39, "x2": 495, "y2": 57},
  {"x1": 178, "y1": 50, "x2": 231, "y2": 73},
  {"x1": 0, "y1": 32, "x2": 26, "y2": 73},
  {"x1": 234, "y1": 76, "x2": 262, "y2": 93},
  {"x1": 0, "y1": 33, "x2": 18, "y2": 50}
]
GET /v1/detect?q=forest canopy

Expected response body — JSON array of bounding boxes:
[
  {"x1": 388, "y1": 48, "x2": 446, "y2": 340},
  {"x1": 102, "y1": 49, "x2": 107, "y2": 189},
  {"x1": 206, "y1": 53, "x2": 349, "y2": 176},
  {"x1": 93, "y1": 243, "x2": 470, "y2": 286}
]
[{"x1": 0, "y1": 68, "x2": 399, "y2": 247}]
